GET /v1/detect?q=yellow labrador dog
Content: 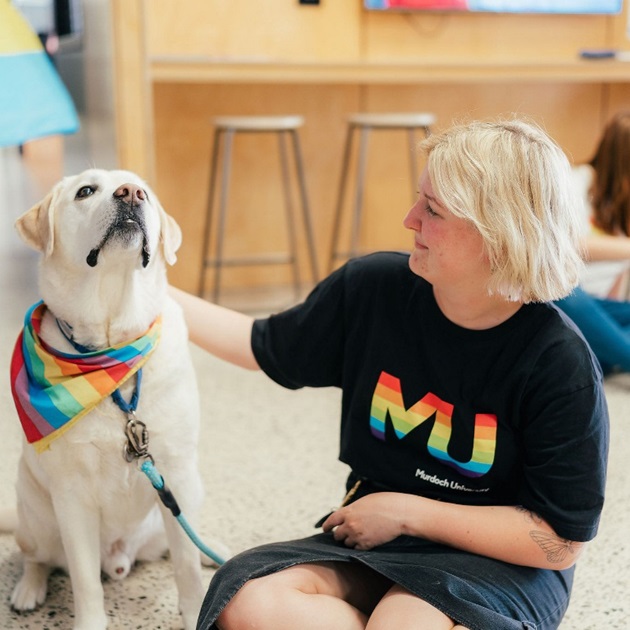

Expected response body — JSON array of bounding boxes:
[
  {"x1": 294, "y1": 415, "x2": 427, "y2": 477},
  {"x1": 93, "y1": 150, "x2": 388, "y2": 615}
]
[{"x1": 4, "y1": 169, "x2": 225, "y2": 630}]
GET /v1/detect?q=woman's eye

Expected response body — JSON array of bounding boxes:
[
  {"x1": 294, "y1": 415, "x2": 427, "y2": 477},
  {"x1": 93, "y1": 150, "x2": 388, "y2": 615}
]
[
  {"x1": 426, "y1": 205, "x2": 438, "y2": 217},
  {"x1": 76, "y1": 186, "x2": 96, "y2": 199}
]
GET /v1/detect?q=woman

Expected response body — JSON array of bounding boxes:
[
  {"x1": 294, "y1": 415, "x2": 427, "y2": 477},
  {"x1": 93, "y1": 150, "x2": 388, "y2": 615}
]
[
  {"x1": 0, "y1": 0, "x2": 79, "y2": 148},
  {"x1": 555, "y1": 111, "x2": 630, "y2": 374},
  {"x1": 172, "y1": 119, "x2": 608, "y2": 629}
]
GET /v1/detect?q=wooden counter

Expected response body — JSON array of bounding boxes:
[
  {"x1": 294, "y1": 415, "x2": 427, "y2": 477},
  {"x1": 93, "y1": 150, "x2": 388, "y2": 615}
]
[{"x1": 149, "y1": 58, "x2": 630, "y2": 85}]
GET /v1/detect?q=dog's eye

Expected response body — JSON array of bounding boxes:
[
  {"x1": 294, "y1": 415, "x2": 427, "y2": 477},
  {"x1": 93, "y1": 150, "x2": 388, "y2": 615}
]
[{"x1": 76, "y1": 186, "x2": 97, "y2": 199}]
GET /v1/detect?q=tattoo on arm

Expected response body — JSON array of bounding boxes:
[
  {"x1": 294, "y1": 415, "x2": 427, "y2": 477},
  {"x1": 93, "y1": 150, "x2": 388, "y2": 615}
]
[
  {"x1": 515, "y1": 507, "x2": 580, "y2": 564},
  {"x1": 529, "y1": 531, "x2": 576, "y2": 563}
]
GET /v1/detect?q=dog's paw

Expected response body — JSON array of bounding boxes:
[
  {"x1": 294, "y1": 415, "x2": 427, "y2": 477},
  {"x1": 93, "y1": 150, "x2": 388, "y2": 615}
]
[
  {"x1": 201, "y1": 539, "x2": 232, "y2": 568},
  {"x1": 10, "y1": 564, "x2": 49, "y2": 611},
  {"x1": 179, "y1": 588, "x2": 205, "y2": 630},
  {"x1": 72, "y1": 614, "x2": 108, "y2": 630}
]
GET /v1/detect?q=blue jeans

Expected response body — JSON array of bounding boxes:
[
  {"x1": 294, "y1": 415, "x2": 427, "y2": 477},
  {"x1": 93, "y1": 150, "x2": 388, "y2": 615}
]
[{"x1": 555, "y1": 286, "x2": 630, "y2": 374}]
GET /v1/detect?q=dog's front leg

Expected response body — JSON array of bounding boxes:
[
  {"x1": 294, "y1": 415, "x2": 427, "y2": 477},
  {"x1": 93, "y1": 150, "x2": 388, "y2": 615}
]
[
  {"x1": 52, "y1": 490, "x2": 108, "y2": 630},
  {"x1": 158, "y1": 503, "x2": 205, "y2": 630}
]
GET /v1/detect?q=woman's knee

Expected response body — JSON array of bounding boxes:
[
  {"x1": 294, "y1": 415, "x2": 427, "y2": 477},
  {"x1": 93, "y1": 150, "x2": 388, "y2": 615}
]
[
  {"x1": 367, "y1": 584, "x2": 461, "y2": 630},
  {"x1": 217, "y1": 574, "x2": 279, "y2": 629},
  {"x1": 217, "y1": 566, "x2": 328, "y2": 629}
]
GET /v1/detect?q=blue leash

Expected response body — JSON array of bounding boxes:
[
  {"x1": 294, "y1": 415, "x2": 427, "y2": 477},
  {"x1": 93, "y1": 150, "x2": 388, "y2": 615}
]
[
  {"x1": 115, "y1": 382, "x2": 226, "y2": 566},
  {"x1": 56, "y1": 319, "x2": 226, "y2": 566},
  {"x1": 117, "y1": 383, "x2": 227, "y2": 566},
  {"x1": 139, "y1": 459, "x2": 226, "y2": 566}
]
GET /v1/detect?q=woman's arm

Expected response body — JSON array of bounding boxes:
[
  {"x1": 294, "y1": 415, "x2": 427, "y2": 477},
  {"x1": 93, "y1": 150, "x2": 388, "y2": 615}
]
[
  {"x1": 583, "y1": 233, "x2": 630, "y2": 262},
  {"x1": 322, "y1": 492, "x2": 585, "y2": 571},
  {"x1": 169, "y1": 286, "x2": 259, "y2": 370}
]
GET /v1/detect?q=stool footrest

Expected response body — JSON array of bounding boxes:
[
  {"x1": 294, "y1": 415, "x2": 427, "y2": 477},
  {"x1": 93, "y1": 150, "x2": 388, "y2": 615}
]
[{"x1": 203, "y1": 253, "x2": 295, "y2": 268}]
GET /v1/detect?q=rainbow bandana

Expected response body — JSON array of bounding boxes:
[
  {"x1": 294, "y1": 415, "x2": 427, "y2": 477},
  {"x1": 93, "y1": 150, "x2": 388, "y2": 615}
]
[{"x1": 10, "y1": 301, "x2": 161, "y2": 453}]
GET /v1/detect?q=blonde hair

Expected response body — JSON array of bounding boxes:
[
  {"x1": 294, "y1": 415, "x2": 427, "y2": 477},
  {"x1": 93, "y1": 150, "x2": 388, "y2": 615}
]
[{"x1": 421, "y1": 118, "x2": 583, "y2": 303}]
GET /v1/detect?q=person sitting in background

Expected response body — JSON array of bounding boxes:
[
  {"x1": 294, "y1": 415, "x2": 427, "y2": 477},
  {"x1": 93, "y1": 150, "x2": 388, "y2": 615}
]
[
  {"x1": 555, "y1": 111, "x2": 630, "y2": 375},
  {"x1": 172, "y1": 118, "x2": 608, "y2": 630}
]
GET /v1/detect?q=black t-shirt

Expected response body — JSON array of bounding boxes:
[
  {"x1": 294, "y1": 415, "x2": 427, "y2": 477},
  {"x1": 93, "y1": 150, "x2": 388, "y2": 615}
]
[{"x1": 252, "y1": 252, "x2": 609, "y2": 542}]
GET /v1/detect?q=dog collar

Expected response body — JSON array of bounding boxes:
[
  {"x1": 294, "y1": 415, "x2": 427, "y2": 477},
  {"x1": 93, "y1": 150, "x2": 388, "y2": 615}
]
[
  {"x1": 55, "y1": 317, "x2": 96, "y2": 353},
  {"x1": 10, "y1": 301, "x2": 161, "y2": 453}
]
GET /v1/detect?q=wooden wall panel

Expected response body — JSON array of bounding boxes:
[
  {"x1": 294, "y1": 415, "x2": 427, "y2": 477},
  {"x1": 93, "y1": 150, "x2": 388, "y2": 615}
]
[
  {"x1": 610, "y1": 2, "x2": 630, "y2": 47},
  {"x1": 111, "y1": 0, "x2": 153, "y2": 179},
  {"x1": 145, "y1": 0, "x2": 361, "y2": 62},
  {"x1": 152, "y1": 82, "x2": 360, "y2": 293},
  {"x1": 606, "y1": 84, "x2": 630, "y2": 127},
  {"x1": 363, "y1": 11, "x2": 612, "y2": 62}
]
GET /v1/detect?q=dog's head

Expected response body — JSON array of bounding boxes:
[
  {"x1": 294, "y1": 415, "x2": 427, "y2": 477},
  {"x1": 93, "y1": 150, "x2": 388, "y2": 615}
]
[{"x1": 15, "y1": 169, "x2": 181, "y2": 269}]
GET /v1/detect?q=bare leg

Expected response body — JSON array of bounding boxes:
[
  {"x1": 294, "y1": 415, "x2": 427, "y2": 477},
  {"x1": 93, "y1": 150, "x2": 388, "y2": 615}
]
[
  {"x1": 367, "y1": 584, "x2": 470, "y2": 630},
  {"x1": 217, "y1": 561, "x2": 392, "y2": 630}
]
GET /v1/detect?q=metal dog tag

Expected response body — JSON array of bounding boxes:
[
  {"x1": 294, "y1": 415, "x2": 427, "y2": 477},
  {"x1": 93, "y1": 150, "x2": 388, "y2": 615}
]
[{"x1": 123, "y1": 414, "x2": 150, "y2": 462}]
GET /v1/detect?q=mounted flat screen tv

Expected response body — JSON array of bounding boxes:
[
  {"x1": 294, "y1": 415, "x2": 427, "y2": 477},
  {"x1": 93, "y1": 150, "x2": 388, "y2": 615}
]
[{"x1": 363, "y1": 0, "x2": 622, "y2": 14}]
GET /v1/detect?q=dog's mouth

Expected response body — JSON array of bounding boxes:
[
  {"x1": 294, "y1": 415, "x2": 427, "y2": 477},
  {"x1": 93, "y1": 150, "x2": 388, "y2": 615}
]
[{"x1": 87, "y1": 204, "x2": 150, "y2": 268}]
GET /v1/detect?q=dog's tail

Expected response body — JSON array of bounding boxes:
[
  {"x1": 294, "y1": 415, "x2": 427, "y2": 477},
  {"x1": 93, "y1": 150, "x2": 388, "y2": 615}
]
[{"x1": 0, "y1": 507, "x2": 18, "y2": 533}]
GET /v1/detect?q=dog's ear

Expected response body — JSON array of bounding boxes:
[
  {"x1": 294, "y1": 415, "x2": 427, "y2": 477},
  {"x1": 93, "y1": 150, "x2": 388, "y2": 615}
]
[
  {"x1": 158, "y1": 204, "x2": 182, "y2": 266},
  {"x1": 15, "y1": 185, "x2": 61, "y2": 258}
]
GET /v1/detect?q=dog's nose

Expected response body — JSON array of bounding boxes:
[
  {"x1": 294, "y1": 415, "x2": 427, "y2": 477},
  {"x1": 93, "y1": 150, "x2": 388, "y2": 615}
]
[{"x1": 114, "y1": 184, "x2": 146, "y2": 204}]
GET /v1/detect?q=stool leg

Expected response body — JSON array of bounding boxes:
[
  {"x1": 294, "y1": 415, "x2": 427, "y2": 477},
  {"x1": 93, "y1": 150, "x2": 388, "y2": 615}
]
[
  {"x1": 407, "y1": 127, "x2": 418, "y2": 204},
  {"x1": 212, "y1": 128, "x2": 235, "y2": 304},
  {"x1": 199, "y1": 127, "x2": 222, "y2": 297},
  {"x1": 328, "y1": 124, "x2": 354, "y2": 274},
  {"x1": 290, "y1": 129, "x2": 319, "y2": 285},
  {"x1": 278, "y1": 131, "x2": 301, "y2": 300},
  {"x1": 350, "y1": 126, "x2": 369, "y2": 260}
]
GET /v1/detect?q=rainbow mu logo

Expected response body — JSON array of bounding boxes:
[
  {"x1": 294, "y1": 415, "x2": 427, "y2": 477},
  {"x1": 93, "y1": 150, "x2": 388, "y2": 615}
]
[{"x1": 370, "y1": 371, "x2": 497, "y2": 478}]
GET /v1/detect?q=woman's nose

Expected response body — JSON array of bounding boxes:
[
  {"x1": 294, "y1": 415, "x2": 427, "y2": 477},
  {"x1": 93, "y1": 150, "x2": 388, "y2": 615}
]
[{"x1": 403, "y1": 205, "x2": 419, "y2": 230}]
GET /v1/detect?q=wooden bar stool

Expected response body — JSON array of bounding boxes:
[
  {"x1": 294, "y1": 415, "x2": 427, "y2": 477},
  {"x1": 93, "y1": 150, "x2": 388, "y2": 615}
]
[
  {"x1": 328, "y1": 112, "x2": 436, "y2": 273},
  {"x1": 199, "y1": 115, "x2": 319, "y2": 303}
]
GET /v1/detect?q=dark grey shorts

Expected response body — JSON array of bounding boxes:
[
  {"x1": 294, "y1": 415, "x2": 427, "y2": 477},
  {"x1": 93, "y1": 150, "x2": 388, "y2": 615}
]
[{"x1": 196, "y1": 533, "x2": 574, "y2": 630}]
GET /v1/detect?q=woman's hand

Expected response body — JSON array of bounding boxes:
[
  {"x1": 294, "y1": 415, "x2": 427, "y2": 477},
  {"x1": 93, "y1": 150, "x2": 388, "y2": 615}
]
[{"x1": 321, "y1": 492, "x2": 408, "y2": 550}]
